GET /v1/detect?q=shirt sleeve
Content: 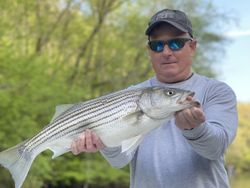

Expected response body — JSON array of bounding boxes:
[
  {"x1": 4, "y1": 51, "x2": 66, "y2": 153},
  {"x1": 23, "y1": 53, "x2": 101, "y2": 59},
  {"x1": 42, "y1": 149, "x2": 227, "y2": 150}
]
[
  {"x1": 100, "y1": 146, "x2": 135, "y2": 168},
  {"x1": 182, "y1": 81, "x2": 238, "y2": 160}
]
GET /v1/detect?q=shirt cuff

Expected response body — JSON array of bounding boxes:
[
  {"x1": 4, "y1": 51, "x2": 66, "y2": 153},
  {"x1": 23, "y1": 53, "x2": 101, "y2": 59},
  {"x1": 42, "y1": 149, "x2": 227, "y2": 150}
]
[
  {"x1": 182, "y1": 123, "x2": 207, "y2": 141},
  {"x1": 100, "y1": 146, "x2": 122, "y2": 158}
]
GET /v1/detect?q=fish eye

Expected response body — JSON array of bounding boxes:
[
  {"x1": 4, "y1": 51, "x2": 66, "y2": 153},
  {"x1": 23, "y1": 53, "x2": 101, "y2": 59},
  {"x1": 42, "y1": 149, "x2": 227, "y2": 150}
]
[{"x1": 165, "y1": 90, "x2": 175, "y2": 96}]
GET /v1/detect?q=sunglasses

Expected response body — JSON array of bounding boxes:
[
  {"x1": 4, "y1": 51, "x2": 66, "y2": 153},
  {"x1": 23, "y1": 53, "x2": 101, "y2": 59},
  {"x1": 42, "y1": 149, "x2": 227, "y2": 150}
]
[{"x1": 148, "y1": 38, "x2": 192, "y2": 52}]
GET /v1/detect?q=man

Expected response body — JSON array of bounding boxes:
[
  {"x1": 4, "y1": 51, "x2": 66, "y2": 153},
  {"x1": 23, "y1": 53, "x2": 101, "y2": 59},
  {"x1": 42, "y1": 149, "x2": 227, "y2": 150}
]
[{"x1": 71, "y1": 9, "x2": 238, "y2": 188}]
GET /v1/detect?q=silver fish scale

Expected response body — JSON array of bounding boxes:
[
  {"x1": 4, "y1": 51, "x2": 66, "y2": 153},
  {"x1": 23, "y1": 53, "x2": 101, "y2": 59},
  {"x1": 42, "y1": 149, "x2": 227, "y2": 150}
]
[{"x1": 23, "y1": 88, "x2": 144, "y2": 152}]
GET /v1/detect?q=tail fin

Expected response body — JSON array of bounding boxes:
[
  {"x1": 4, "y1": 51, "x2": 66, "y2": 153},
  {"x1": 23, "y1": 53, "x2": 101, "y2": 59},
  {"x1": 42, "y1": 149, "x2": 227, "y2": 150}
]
[{"x1": 0, "y1": 143, "x2": 36, "y2": 188}]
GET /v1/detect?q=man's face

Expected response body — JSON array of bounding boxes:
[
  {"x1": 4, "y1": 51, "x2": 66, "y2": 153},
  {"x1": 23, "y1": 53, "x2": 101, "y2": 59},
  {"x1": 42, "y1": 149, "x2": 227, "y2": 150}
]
[{"x1": 148, "y1": 25, "x2": 196, "y2": 83}]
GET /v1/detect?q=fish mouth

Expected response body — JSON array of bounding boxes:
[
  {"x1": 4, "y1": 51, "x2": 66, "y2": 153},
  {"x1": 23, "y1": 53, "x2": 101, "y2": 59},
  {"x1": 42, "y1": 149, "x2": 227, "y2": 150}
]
[
  {"x1": 178, "y1": 91, "x2": 200, "y2": 107},
  {"x1": 188, "y1": 91, "x2": 195, "y2": 97}
]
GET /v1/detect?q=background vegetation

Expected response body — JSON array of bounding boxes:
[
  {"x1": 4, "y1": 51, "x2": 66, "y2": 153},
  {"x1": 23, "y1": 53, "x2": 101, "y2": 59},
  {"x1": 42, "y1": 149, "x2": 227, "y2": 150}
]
[{"x1": 0, "y1": 0, "x2": 249, "y2": 187}]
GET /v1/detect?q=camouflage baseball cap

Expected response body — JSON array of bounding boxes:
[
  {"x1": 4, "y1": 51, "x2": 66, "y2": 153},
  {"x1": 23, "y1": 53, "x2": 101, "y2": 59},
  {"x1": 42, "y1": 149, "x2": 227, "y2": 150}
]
[{"x1": 145, "y1": 9, "x2": 193, "y2": 37}]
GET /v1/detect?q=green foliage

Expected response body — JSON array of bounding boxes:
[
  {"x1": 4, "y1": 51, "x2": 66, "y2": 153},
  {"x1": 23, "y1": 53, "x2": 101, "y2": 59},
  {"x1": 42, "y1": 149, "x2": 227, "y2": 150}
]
[
  {"x1": 230, "y1": 172, "x2": 250, "y2": 188},
  {"x1": 0, "y1": 0, "x2": 234, "y2": 187},
  {"x1": 51, "y1": 153, "x2": 129, "y2": 187},
  {"x1": 226, "y1": 103, "x2": 250, "y2": 173}
]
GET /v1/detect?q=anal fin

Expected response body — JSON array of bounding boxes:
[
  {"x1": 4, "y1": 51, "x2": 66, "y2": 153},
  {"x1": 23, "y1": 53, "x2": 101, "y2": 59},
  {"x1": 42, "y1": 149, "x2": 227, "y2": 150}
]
[{"x1": 47, "y1": 138, "x2": 72, "y2": 159}]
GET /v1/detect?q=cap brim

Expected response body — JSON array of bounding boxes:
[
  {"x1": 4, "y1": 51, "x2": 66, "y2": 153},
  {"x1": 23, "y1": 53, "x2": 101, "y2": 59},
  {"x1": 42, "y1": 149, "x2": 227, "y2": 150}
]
[{"x1": 145, "y1": 20, "x2": 188, "y2": 35}]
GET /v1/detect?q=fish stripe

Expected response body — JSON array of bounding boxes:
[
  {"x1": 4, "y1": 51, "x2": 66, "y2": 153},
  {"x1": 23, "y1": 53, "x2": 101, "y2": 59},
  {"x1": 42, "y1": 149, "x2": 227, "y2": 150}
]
[
  {"x1": 24, "y1": 90, "x2": 142, "y2": 148},
  {"x1": 52, "y1": 90, "x2": 140, "y2": 122},
  {"x1": 24, "y1": 97, "x2": 140, "y2": 151},
  {"x1": 27, "y1": 104, "x2": 134, "y2": 151}
]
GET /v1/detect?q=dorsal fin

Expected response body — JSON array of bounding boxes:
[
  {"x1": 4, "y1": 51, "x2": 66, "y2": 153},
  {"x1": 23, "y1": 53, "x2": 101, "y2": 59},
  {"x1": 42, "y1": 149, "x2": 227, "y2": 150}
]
[{"x1": 50, "y1": 104, "x2": 74, "y2": 123}]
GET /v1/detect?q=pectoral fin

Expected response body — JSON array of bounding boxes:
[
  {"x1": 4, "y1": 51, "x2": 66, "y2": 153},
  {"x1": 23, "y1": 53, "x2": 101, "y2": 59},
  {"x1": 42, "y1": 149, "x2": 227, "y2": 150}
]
[
  {"x1": 121, "y1": 135, "x2": 144, "y2": 153},
  {"x1": 121, "y1": 110, "x2": 144, "y2": 126}
]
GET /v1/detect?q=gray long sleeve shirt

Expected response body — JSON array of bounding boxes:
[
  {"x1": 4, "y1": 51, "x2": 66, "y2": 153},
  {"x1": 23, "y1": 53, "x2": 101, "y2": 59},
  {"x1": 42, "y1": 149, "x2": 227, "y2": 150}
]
[{"x1": 101, "y1": 73, "x2": 238, "y2": 188}]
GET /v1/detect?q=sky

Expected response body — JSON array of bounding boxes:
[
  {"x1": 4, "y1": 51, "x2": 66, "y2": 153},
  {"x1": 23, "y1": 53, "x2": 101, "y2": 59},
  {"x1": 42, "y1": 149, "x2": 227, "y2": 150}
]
[{"x1": 210, "y1": 0, "x2": 250, "y2": 102}]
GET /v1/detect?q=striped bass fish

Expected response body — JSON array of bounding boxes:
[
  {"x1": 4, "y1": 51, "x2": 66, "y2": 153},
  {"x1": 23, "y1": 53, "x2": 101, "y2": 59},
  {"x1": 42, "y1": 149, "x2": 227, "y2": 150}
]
[{"x1": 0, "y1": 86, "x2": 198, "y2": 188}]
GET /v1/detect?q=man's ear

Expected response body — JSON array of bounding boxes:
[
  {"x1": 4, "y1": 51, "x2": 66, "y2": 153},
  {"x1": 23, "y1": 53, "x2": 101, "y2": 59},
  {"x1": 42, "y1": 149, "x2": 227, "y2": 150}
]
[{"x1": 189, "y1": 39, "x2": 197, "y2": 56}]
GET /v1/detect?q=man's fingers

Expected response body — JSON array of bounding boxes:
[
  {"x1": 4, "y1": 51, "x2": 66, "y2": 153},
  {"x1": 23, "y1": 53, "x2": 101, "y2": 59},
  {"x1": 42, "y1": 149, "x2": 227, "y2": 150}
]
[
  {"x1": 71, "y1": 129, "x2": 104, "y2": 154},
  {"x1": 180, "y1": 109, "x2": 195, "y2": 129},
  {"x1": 175, "y1": 107, "x2": 205, "y2": 130},
  {"x1": 85, "y1": 129, "x2": 96, "y2": 151},
  {"x1": 92, "y1": 132, "x2": 105, "y2": 149},
  {"x1": 72, "y1": 140, "x2": 84, "y2": 155},
  {"x1": 192, "y1": 107, "x2": 205, "y2": 122},
  {"x1": 71, "y1": 132, "x2": 86, "y2": 155},
  {"x1": 186, "y1": 96, "x2": 193, "y2": 101},
  {"x1": 78, "y1": 133, "x2": 86, "y2": 151},
  {"x1": 85, "y1": 129, "x2": 104, "y2": 152}
]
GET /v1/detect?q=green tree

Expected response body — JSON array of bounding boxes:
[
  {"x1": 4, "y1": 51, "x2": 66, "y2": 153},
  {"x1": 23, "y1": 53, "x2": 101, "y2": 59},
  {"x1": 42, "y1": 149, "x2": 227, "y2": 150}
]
[{"x1": 226, "y1": 103, "x2": 250, "y2": 173}]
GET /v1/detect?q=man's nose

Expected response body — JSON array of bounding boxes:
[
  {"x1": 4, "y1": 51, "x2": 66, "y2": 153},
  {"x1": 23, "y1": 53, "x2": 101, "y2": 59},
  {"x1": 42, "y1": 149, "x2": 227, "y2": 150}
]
[{"x1": 162, "y1": 45, "x2": 173, "y2": 55}]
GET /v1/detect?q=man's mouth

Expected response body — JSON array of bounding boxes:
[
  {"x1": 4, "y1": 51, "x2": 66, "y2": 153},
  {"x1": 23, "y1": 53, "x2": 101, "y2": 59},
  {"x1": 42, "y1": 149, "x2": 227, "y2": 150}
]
[{"x1": 161, "y1": 61, "x2": 176, "y2": 65}]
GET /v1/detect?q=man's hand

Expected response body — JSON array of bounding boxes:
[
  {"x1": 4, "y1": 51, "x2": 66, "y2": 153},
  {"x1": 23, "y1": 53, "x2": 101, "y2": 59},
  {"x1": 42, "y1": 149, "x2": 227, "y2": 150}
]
[
  {"x1": 71, "y1": 129, "x2": 105, "y2": 155},
  {"x1": 175, "y1": 96, "x2": 205, "y2": 130}
]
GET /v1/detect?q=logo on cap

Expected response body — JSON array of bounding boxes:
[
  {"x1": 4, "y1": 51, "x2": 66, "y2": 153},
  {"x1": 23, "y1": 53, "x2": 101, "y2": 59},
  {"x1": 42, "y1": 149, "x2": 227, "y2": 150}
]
[{"x1": 154, "y1": 11, "x2": 175, "y2": 21}]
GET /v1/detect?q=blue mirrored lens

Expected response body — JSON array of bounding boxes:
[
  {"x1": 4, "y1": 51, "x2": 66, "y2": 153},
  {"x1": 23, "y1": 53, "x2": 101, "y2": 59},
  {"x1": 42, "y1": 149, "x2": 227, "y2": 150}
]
[
  {"x1": 150, "y1": 41, "x2": 164, "y2": 52},
  {"x1": 149, "y1": 38, "x2": 191, "y2": 52},
  {"x1": 168, "y1": 40, "x2": 183, "y2": 50}
]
